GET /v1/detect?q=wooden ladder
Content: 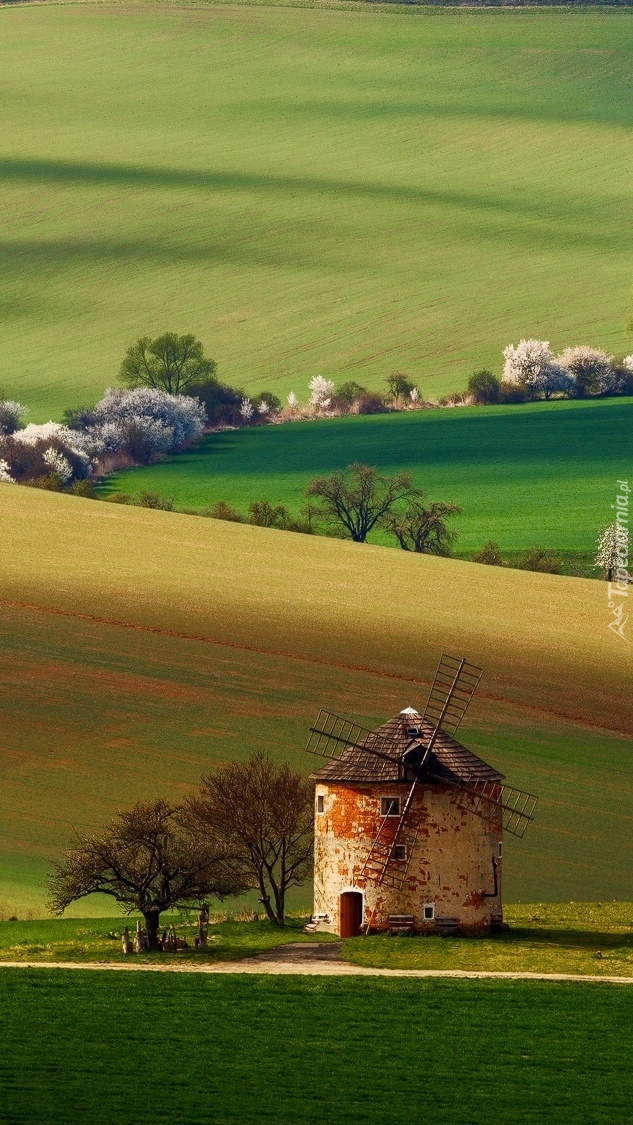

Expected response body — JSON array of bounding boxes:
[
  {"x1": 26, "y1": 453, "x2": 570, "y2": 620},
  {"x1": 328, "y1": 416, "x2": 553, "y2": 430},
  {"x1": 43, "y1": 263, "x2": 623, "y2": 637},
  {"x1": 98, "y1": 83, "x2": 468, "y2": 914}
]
[{"x1": 360, "y1": 779, "x2": 419, "y2": 890}]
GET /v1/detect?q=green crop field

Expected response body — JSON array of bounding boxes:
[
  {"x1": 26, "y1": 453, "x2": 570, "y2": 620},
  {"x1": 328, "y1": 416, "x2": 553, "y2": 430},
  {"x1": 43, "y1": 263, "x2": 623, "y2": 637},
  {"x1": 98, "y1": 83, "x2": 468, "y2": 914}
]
[
  {"x1": 1, "y1": 970, "x2": 633, "y2": 1125},
  {"x1": 106, "y1": 397, "x2": 633, "y2": 562},
  {"x1": 1, "y1": 485, "x2": 631, "y2": 913},
  {"x1": 2, "y1": 2, "x2": 633, "y2": 420}
]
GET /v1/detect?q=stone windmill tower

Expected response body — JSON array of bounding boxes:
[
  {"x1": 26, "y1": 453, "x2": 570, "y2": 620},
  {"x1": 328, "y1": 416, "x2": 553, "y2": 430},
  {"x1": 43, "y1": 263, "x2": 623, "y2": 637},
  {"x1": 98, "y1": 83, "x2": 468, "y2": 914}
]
[{"x1": 306, "y1": 655, "x2": 537, "y2": 937}]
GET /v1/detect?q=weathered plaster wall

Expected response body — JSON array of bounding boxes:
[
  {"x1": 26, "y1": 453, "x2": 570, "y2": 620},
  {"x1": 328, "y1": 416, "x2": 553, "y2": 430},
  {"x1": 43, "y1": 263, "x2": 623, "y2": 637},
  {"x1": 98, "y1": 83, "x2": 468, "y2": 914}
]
[{"x1": 314, "y1": 782, "x2": 502, "y2": 934}]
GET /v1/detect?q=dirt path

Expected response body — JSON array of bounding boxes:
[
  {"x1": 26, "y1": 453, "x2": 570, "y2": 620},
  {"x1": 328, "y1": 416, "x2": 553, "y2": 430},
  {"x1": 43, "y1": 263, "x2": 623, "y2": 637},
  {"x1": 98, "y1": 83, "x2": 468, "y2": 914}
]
[{"x1": 1, "y1": 958, "x2": 632, "y2": 985}]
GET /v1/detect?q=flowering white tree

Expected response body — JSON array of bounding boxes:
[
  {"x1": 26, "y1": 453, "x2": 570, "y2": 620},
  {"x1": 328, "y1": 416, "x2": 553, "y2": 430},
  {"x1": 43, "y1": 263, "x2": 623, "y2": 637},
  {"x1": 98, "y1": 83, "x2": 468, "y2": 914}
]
[
  {"x1": 286, "y1": 392, "x2": 299, "y2": 412},
  {"x1": 0, "y1": 459, "x2": 15, "y2": 483},
  {"x1": 42, "y1": 448, "x2": 73, "y2": 483},
  {"x1": 309, "y1": 376, "x2": 334, "y2": 412},
  {"x1": 595, "y1": 522, "x2": 627, "y2": 581},
  {"x1": 239, "y1": 397, "x2": 254, "y2": 424},
  {"x1": 257, "y1": 399, "x2": 270, "y2": 416},
  {"x1": 0, "y1": 400, "x2": 27, "y2": 436},
  {"x1": 502, "y1": 339, "x2": 567, "y2": 399},
  {"x1": 66, "y1": 387, "x2": 206, "y2": 463},
  {"x1": 557, "y1": 346, "x2": 614, "y2": 397},
  {"x1": 14, "y1": 422, "x2": 70, "y2": 447},
  {"x1": 409, "y1": 387, "x2": 420, "y2": 404},
  {"x1": 622, "y1": 355, "x2": 633, "y2": 373}
]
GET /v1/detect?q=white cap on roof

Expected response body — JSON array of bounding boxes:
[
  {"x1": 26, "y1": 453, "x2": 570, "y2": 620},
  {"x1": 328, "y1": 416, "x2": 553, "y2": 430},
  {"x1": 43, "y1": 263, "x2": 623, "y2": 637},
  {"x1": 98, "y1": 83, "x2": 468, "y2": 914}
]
[{"x1": 400, "y1": 706, "x2": 419, "y2": 715}]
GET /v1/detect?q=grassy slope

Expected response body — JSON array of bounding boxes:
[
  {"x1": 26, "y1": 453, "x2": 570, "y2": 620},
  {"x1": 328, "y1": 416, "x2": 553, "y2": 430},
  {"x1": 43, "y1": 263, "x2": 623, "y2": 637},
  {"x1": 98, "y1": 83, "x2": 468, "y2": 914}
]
[
  {"x1": 2, "y1": 3, "x2": 633, "y2": 419},
  {"x1": 1, "y1": 971, "x2": 633, "y2": 1125},
  {"x1": 106, "y1": 397, "x2": 633, "y2": 556},
  {"x1": 1, "y1": 485, "x2": 631, "y2": 911}
]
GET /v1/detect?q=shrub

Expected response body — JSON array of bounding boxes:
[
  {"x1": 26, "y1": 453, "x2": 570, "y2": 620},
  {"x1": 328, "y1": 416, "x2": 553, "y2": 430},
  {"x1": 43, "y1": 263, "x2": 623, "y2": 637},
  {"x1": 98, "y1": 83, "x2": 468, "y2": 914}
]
[
  {"x1": 75, "y1": 387, "x2": 206, "y2": 465},
  {"x1": 472, "y1": 541, "x2": 504, "y2": 566},
  {"x1": 467, "y1": 370, "x2": 500, "y2": 405},
  {"x1": 0, "y1": 458, "x2": 15, "y2": 483},
  {"x1": 438, "y1": 391, "x2": 469, "y2": 407},
  {"x1": 0, "y1": 432, "x2": 91, "y2": 484},
  {"x1": 61, "y1": 405, "x2": 97, "y2": 430},
  {"x1": 248, "y1": 500, "x2": 292, "y2": 529},
  {"x1": 333, "y1": 381, "x2": 367, "y2": 410},
  {"x1": 309, "y1": 376, "x2": 335, "y2": 412},
  {"x1": 28, "y1": 473, "x2": 64, "y2": 491},
  {"x1": 185, "y1": 378, "x2": 245, "y2": 428},
  {"x1": 502, "y1": 339, "x2": 568, "y2": 400},
  {"x1": 354, "y1": 392, "x2": 388, "y2": 415},
  {"x1": 557, "y1": 346, "x2": 614, "y2": 398},
  {"x1": 607, "y1": 357, "x2": 633, "y2": 396},
  {"x1": 252, "y1": 392, "x2": 281, "y2": 419},
  {"x1": 137, "y1": 490, "x2": 175, "y2": 511},
  {"x1": 203, "y1": 501, "x2": 245, "y2": 523},
  {"x1": 516, "y1": 546, "x2": 563, "y2": 574},
  {"x1": 498, "y1": 382, "x2": 527, "y2": 404},
  {"x1": 0, "y1": 399, "x2": 27, "y2": 436},
  {"x1": 67, "y1": 479, "x2": 99, "y2": 499}
]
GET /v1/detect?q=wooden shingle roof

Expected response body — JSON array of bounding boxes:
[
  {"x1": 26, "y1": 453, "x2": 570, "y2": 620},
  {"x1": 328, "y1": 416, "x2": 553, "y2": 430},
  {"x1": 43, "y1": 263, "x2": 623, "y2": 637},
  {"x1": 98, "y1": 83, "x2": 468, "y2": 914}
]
[{"x1": 311, "y1": 709, "x2": 503, "y2": 785}]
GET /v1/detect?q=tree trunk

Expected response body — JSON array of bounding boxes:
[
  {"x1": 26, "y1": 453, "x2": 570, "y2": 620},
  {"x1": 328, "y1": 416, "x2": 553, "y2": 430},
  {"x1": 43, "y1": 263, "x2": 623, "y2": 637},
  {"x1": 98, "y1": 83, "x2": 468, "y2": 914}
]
[
  {"x1": 258, "y1": 874, "x2": 282, "y2": 926},
  {"x1": 143, "y1": 909, "x2": 161, "y2": 951}
]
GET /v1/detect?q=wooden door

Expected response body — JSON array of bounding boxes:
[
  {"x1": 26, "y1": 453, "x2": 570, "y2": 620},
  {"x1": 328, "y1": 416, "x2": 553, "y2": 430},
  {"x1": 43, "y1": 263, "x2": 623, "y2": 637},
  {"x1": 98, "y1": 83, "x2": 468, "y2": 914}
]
[{"x1": 339, "y1": 891, "x2": 363, "y2": 938}]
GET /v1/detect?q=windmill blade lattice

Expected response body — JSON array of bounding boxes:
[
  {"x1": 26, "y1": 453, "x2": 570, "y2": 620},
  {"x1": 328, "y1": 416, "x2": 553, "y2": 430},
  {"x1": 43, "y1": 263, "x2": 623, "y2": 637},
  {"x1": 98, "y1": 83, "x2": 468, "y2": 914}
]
[
  {"x1": 305, "y1": 709, "x2": 394, "y2": 767},
  {"x1": 423, "y1": 654, "x2": 483, "y2": 744},
  {"x1": 444, "y1": 776, "x2": 538, "y2": 839}
]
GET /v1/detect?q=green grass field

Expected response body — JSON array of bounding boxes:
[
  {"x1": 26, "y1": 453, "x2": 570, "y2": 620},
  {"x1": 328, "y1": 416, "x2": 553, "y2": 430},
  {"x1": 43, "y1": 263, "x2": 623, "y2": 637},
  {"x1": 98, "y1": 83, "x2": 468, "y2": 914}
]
[
  {"x1": 2, "y1": 905, "x2": 632, "y2": 978},
  {"x1": 2, "y1": 2, "x2": 633, "y2": 419},
  {"x1": 106, "y1": 397, "x2": 633, "y2": 561},
  {"x1": 1, "y1": 485, "x2": 631, "y2": 912},
  {"x1": 1, "y1": 970, "x2": 632, "y2": 1125}
]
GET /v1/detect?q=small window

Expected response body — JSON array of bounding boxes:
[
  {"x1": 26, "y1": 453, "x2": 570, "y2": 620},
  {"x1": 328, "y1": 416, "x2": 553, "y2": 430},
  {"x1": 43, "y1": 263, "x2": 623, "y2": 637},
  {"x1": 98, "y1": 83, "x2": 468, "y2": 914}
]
[
  {"x1": 423, "y1": 903, "x2": 435, "y2": 921},
  {"x1": 317, "y1": 795, "x2": 324, "y2": 814},
  {"x1": 498, "y1": 841, "x2": 503, "y2": 858},
  {"x1": 392, "y1": 844, "x2": 407, "y2": 862},
  {"x1": 381, "y1": 797, "x2": 401, "y2": 817}
]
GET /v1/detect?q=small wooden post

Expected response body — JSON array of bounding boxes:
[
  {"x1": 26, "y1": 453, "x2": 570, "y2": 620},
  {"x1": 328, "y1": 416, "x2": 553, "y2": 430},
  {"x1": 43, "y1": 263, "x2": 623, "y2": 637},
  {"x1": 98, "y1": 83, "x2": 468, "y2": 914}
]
[
  {"x1": 121, "y1": 926, "x2": 132, "y2": 955},
  {"x1": 198, "y1": 903, "x2": 210, "y2": 949}
]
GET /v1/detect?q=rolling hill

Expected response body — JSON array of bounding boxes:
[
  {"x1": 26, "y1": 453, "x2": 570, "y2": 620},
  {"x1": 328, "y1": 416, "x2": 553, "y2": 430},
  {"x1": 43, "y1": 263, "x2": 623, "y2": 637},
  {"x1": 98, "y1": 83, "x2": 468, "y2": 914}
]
[
  {"x1": 1, "y1": 484, "x2": 631, "y2": 913},
  {"x1": 1, "y1": 1, "x2": 633, "y2": 419},
  {"x1": 106, "y1": 397, "x2": 633, "y2": 561}
]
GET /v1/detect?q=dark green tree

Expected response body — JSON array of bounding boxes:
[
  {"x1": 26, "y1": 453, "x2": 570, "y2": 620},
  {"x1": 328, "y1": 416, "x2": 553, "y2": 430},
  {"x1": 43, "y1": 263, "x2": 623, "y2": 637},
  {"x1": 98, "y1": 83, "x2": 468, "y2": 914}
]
[
  {"x1": 386, "y1": 372, "x2": 416, "y2": 402},
  {"x1": 120, "y1": 333, "x2": 216, "y2": 395},
  {"x1": 467, "y1": 369, "x2": 500, "y2": 405}
]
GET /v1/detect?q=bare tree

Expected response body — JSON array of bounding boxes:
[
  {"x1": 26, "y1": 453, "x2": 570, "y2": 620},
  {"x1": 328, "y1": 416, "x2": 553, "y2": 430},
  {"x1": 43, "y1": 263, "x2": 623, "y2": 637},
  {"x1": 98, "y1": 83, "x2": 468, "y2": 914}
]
[
  {"x1": 119, "y1": 333, "x2": 216, "y2": 395},
  {"x1": 47, "y1": 800, "x2": 244, "y2": 949},
  {"x1": 306, "y1": 462, "x2": 421, "y2": 543},
  {"x1": 382, "y1": 498, "x2": 461, "y2": 554},
  {"x1": 186, "y1": 753, "x2": 313, "y2": 927}
]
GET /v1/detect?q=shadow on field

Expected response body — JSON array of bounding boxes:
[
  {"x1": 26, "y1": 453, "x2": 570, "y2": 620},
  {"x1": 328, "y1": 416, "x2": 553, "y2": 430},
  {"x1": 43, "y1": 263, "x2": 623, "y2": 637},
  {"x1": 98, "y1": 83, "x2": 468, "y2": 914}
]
[{"x1": 0, "y1": 155, "x2": 622, "y2": 244}]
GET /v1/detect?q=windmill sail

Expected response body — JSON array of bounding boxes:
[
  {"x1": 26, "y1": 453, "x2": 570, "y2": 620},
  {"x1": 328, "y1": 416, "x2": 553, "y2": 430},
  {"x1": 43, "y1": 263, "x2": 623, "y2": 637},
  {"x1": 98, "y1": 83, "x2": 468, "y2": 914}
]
[
  {"x1": 305, "y1": 709, "x2": 394, "y2": 768},
  {"x1": 423, "y1": 654, "x2": 483, "y2": 746},
  {"x1": 443, "y1": 776, "x2": 538, "y2": 839}
]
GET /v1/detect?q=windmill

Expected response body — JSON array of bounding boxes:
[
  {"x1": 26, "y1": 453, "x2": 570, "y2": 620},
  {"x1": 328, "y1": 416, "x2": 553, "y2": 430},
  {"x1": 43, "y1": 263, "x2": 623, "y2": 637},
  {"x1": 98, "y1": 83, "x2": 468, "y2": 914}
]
[{"x1": 306, "y1": 654, "x2": 538, "y2": 893}]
